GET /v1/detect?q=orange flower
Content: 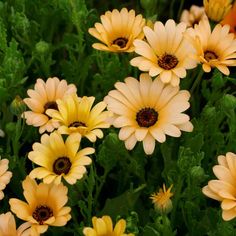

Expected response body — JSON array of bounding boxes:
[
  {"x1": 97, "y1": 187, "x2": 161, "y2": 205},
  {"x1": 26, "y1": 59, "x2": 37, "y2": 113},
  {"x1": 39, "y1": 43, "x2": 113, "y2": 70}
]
[{"x1": 221, "y1": 2, "x2": 236, "y2": 36}]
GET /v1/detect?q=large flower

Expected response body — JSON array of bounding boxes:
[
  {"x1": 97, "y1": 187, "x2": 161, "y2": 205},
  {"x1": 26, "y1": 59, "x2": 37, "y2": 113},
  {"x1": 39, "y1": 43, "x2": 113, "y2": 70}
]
[
  {"x1": 0, "y1": 158, "x2": 12, "y2": 200},
  {"x1": 23, "y1": 77, "x2": 77, "y2": 134},
  {"x1": 130, "y1": 19, "x2": 197, "y2": 86},
  {"x1": 88, "y1": 8, "x2": 146, "y2": 53},
  {"x1": 104, "y1": 73, "x2": 193, "y2": 155},
  {"x1": 46, "y1": 94, "x2": 111, "y2": 142},
  {"x1": 221, "y1": 2, "x2": 236, "y2": 36},
  {"x1": 28, "y1": 131, "x2": 95, "y2": 185},
  {"x1": 186, "y1": 19, "x2": 236, "y2": 75},
  {"x1": 202, "y1": 152, "x2": 236, "y2": 221},
  {"x1": 9, "y1": 176, "x2": 71, "y2": 235},
  {"x1": 83, "y1": 215, "x2": 134, "y2": 236}
]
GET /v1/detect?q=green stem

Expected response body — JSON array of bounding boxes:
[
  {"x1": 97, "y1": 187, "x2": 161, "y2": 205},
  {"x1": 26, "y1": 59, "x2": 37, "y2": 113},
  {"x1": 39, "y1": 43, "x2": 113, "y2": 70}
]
[
  {"x1": 177, "y1": 0, "x2": 185, "y2": 20},
  {"x1": 190, "y1": 68, "x2": 204, "y2": 95}
]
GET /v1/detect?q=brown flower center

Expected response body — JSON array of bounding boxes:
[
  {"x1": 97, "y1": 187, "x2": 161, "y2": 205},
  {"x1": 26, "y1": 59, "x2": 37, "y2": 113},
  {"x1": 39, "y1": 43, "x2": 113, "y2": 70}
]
[
  {"x1": 53, "y1": 157, "x2": 72, "y2": 175},
  {"x1": 158, "y1": 54, "x2": 178, "y2": 70},
  {"x1": 136, "y1": 108, "x2": 158, "y2": 127},
  {"x1": 44, "y1": 101, "x2": 58, "y2": 111},
  {"x1": 204, "y1": 50, "x2": 218, "y2": 61},
  {"x1": 112, "y1": 37, "x2": 128, "y2": 48},
  {"x1": 32, "y1": 205, "x2": 53, "y2": 225},
  {"x1": 69, "y1": 121, "x2": 86, "y2": 128}
]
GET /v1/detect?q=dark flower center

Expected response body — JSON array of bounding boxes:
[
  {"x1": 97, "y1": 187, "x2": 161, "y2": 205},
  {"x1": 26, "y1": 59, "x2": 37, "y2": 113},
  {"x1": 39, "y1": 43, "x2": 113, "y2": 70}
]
[
  {"x1": 53, "y1": 157, "x2": 72, "y2": 175},
  {"x1": 112, "y1": 37, "x2": 128, "y2": 48},
  {"x1": 32, "y1": 205, "x2": 53, "y2": 225},
  {"x1": 136, "y1": 108, "x2": 158, "y2": 127},
  {"x1": 204, "y1": 50, "x2": 218, "y2": 61},
  {"x1": 44, "y1": 101, "x2": 58, "y2": 111},
  {"x1": 158, "y1": 54, "x2": 178, "y2": 70},
  {"x1": 69, "y1": 121, "x2": 86, "y2": 128}
]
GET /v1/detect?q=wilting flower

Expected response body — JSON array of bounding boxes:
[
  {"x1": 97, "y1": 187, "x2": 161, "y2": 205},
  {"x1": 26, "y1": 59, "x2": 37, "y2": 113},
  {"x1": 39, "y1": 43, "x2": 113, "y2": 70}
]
[
  {"x1": 83, "y1": 215, "x2": 134, "y2": 236},
  {"x1": 202, "y1": 152, "x2": 236, "y2": 221},
  {"x1": 180, "y1": 5, "x2": 207, "y2": 27},
  {"x1": 0, "y1": 212, "x2": 31, "y2": 236},
  {"x1": 186, "y1": 19, "x2": 236, "y2": 75},
  {"x1": 130, "y1": 19, "x2": 197, "y2": 86},
  {"x1": 88, "y1": 8, "x2": 146, "y2": 53},
  {"x1": 9, "y1": 176, "x2": 71, "y2": 235},
  {"x1": 0, "y1": 158, "x2": 12, "y2": 200},
  {"x1": 203, "y1": 0, "x2": 232, "y2": 22},
  {"x1": 46, "y1": 94, "x2": 111, "y2": 142},
  {"x1": 150, "y1": 184, "x2": 173, "y2": 214},
  {"x1": 29, "y1": 131, "x2": 94, "y2": 185},
  {"x1": 104, "y1": 73, "x2": 193, "y2": 155},
  {"x1": 23, "y1": 77, "x2": 77, "y2": 134},
  {"x1": 221, "y1": 2, "x2": 236, "y2": 36}
]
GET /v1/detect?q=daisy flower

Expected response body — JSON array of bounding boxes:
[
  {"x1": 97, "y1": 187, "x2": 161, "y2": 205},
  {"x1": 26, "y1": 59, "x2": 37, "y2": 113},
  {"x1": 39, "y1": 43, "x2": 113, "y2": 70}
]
[
  {"x1": 186, "y1": 19, "x2": 236, "y2": 75},
  {"x1": 202, "y1": 152, "x2": 236, "y2": 221},
  {"x1": 28, "y1": 131, "x2": 95, "y2": 185},
  {"x1": 88, "y1": 8, "x2": 146, "y2": 53},
  {"x1": 83, "y1": 215, "x2": 134, "y2": 236},
  {"x1": 104, "y1": 73, "x2": 193, "y2": 155},
  {"x1": 0, "y1": 158, "x2": 12, "y2": 200},
  {"x1": 46, "y1": 94, "x2": 111, "y2": 142},
  {"x1": 9, "y1": 176, "x2": 71, "y2": 235},
  {"x1": 221, "y1": 2, "x2": 236, "y2": 36},
  {"x1": 23, "y1": 77, "x2": 77, "y2": 134},
  {"x1": 130, "y1": 19, "x2": 197, "y2": 86}
]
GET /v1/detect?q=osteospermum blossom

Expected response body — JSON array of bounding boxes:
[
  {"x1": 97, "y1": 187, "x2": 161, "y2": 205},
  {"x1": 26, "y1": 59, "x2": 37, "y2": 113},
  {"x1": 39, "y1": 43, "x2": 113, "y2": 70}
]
[
  {"x1": 0, "y1": 158, "x2": 12, "y2": 200},
  {"x1": 202, "y1": 152, "x2": 236, "y2": 221},
  {"x1": 150, "y1": 184, "x2": 173, "y2": 214},
  {"x1": 46, "y1": 94, "x2": 111, "y2": 142},
  {"x1": 83, "y1": 215, "x2": 134, "y2": 236},
  {"x1": 88, "y1": 8, "x2": 146, "y2": 53},
  {"x1": 221, "y1": 2, "x2": 236, "y2": 36},
  {"x1": 130, "y1": 19, "x2": 197, "y2": 86},
  {"x1": 104, "y1": 73, "x2": 193, "y2": 155},
  {"x1": 10, "y1": 176, "x2": 71, "y2": 235},
  {"x1": 23, "y1": 77, "x2": 77, "y2": 134},
  {"x1": 186, "y1": 19, "x2": 236, "y2": 75},
  {"x1": 29, "y1": 131, "x2": 95, "y2": 185}
]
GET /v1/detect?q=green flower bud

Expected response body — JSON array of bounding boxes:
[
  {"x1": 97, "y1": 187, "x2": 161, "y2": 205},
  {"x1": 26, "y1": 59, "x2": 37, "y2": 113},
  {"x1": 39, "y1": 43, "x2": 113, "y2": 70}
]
[
  {"x1": 140, "y1": 0, "x2": 158, "y2": 11},
  {"x1": 190, "y1": 166, "x2": 205, "y2": 182},
  {"x1": 35, "y1": 41, "x2": 50, "y2": 54},
  {"x1": 221, "y1": 94, "x2": 236, "y2": 110},
  {"x1": 10, "y1": 95, "x2": 26, "y2": 116}
]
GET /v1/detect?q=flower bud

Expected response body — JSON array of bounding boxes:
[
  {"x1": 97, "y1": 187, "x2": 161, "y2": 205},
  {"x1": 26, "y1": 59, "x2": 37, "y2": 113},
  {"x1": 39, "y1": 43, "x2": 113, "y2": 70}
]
[{"x1": 10, "y1": 95, "x2": 26, "y2": 116}]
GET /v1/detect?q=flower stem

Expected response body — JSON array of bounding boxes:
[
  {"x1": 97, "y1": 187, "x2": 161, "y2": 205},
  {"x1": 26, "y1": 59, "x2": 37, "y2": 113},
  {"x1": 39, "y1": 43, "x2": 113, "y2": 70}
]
[{"x1": 190, "y1": 68, "x2": 204, "y2": 95}]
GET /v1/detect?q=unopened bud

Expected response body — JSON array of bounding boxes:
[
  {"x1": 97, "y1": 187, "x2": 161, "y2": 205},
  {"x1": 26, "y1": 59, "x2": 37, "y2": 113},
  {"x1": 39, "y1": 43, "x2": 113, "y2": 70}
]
[{"x1": 10, "y1": 95, "x2": 26, "y2": 116}]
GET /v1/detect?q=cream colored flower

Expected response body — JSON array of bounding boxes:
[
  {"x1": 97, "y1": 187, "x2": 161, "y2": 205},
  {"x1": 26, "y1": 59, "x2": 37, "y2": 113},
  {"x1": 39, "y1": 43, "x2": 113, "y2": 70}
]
[
  {"x1": 23, "y1": 77, "x2": 77, "y2": 134},
  {"x1": 130, "y1": 19, "x2": 197, "y2": 86},
  {"x1": 0, "y1": 158, "x2": 12, "y2": 200},
  {"x1": 88, "y1": 8, "x2": 146, "y2": 52},
  {"x1": 104, "y1": 73, "x2": 193, "y2": 155}
]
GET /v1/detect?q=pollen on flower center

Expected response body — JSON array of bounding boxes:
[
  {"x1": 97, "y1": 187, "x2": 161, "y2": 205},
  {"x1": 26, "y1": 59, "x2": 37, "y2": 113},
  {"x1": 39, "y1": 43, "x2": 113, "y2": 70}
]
[
  {"x1": 136, "y1": 108, "x2": 158, "y2": 127},
  {"x1": 32, "y1": 205, "x2": 53, "y2": 225},
  {"x1": 158, "y1": 53, "x2": 179, "y2": 70},
  {"x1": 69, "y1": 121, "x2": 87, "y2": 128},
  {"x1": 53, "y1": 157, "x2": 72, "y2": 175},
  {"x1": 204, "y1": 50, "x2": 218, "y2": 61},
  {"x1": 112, "y1": 37, "x2": 128, "y2": 48}
]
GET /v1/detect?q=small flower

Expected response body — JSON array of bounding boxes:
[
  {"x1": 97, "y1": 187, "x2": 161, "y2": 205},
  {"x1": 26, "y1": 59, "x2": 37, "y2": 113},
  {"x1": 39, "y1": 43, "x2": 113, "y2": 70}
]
[
  {"x1": 46, "y1": 94, "x2": 111, "y2": 142},
  {"x1": 221, "y1": 2, "x2": 236, "y2": 36},
  {"x1": 29, "y1": 131, "x2": 95, "y2": 185},
  {"x1": 88, "y1": 8, "x2": 146, "y2": 53},
  {"x1": 23, "y1": 77, "x2": 77, "y2": 134},
  {"x1": 9, "y1": 176, "x2": 71, "y2": 235},
  {"x1": 104, "y1": 73, "x2": 193, "y2": 155},
  {"x1": 83, "y1": 215, "x2": 134, "y2": 236},
  {"x1": 180, "y1": 5, "x2": 207, "y2": 27},
  {"x1": 130, "y1": 19, "x2": 197, "y2": 86},
  {"x1": 203, "y1": 0, "x2": 232, "y2": 22},
  {"x1": 202, "y1": 152, "x2": 236, "y2": 221},
  {"x1": 0, "y1": 158, "x2": 12, "y2": 200},
  {"x1": 186, "y1": 19, "x2": 236, "y2": 75},
  {"x1": 150, "y1": 184, "x2": 173, "y2": 214}
]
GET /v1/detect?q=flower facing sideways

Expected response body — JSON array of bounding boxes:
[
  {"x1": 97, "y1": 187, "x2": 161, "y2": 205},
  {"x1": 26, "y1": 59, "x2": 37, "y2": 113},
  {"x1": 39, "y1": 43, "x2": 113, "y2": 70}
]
[
  {"x1": 202, "y1": 152, "x2": 236, "y2": 221},
  {"x1": 88, "y1": 8, "x2": 146, "y2": 53},
  {"x1": 9, "y1": 176, "x2": 71, "y2": 235},
  {"x1": 104, "y1": 73, "x2": 193, "y2": 155},
  {"x1": 29, "y1": 132, "x2": 95, "y2": 185},
  {"x1": 0, "y1": 158, "x2": 12, "y2": 200}
]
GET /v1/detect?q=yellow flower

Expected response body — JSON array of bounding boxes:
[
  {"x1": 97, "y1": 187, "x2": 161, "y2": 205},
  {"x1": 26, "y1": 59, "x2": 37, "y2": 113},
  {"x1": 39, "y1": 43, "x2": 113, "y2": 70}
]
[
  {"x1": 9, "y1": 176, "x2": 71, "y2": 235},
  {"x1": 0, "y1": 212, "x2": 31, "y2": 236},
  {"x1": 104, "y1": 73, "x2": 193, "y2": 155},
  {"x1": 202, "y1": 152, "x2": 236, "y2": 221},
  {"x1": 203, "y1": 0, "x2": 232, "y2": 22},
  {"x1": 88, "y1": 8, "x2": 145, "y2": 53},
  {"x1": 29, "y1": 131, "x2": 94, "y2": 185},
  {"x1": 23, "y1": 77, "x2": 77, "y2": 134},
  {"x1": 130, "y1": 19, "x2": 197, "y2": 86},
  {"x1": 46, "y1": 94, "x2": 111, "y2": 142},
  {"x1": 180, "y1": 5, "x2": 207, "y2": 27},
  {"x1": 0, "y1": 158, "x2": 12, "y2": 200},
  {"x1": 83, "y1": 215, "x2": 134, "y2": 236},
  {"x1": 150, "y1": 184, "x2": 173, "y2": 214},
  {"x1": 186, "y1": 19, "x2": 236, "y2": 75}
]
